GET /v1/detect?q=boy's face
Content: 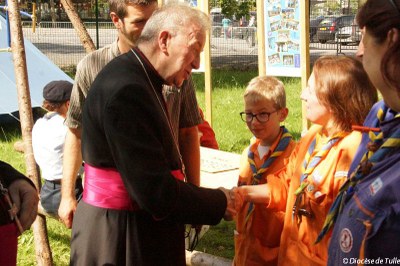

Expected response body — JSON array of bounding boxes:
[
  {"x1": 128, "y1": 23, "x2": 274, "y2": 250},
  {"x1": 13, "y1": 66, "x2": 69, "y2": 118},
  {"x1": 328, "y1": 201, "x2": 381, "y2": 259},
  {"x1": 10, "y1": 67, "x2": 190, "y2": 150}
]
[{"x1": 244, "y1": 98, "x2": 286, "y2": 146}]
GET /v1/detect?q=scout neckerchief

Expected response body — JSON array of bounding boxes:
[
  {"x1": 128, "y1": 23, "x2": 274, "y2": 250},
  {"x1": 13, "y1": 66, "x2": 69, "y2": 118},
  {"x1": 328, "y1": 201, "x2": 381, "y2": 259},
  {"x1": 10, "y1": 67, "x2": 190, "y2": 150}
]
[
  {"x1": 292, "y1": 130, "x2": 348, "y2": 222},
  {"x1": 316, "y1": 108, "x2": 400, "y2": 243},
  {"x1": 244, "y1": 126, "x2": 292, "y2": 223}
]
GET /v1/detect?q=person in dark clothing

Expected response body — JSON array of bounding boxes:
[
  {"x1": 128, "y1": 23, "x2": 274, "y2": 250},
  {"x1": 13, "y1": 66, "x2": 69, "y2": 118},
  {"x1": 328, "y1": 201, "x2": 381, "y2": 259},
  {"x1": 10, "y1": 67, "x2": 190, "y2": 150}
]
[
  {"x1": 0, "y1": 161, "x2": 38, "y2": 266},
  {"x1": 70, "y1": 3, "x2": 235, "y2": 265}
]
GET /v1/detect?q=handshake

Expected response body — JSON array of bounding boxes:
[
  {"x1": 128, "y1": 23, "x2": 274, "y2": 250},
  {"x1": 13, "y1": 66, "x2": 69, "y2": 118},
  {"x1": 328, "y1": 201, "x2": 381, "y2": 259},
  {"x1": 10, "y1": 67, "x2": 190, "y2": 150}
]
[
  {"x1": 219, "y1": 187, "x2": 238, "y2": 221},
  {"x1": 219, "y1": 183, "x2": 271, "y2": 221}
]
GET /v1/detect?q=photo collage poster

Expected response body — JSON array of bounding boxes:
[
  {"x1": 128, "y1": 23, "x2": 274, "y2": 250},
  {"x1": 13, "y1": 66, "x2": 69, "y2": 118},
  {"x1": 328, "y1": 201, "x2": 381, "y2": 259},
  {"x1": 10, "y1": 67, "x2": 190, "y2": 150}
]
[{"x1": 265, "y1": 0, "x2": 301, "y2": 77}]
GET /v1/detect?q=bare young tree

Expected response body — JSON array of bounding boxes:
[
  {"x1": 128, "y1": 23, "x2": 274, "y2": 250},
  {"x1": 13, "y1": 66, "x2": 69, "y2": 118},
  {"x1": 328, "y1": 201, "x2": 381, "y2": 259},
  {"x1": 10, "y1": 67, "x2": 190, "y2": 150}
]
[
  {"x1": 60, "y1": 0, "x2": 96, "y2": 53},
  {"x1": 7, "y1": 0, "x2": 53, "y2": 265}
]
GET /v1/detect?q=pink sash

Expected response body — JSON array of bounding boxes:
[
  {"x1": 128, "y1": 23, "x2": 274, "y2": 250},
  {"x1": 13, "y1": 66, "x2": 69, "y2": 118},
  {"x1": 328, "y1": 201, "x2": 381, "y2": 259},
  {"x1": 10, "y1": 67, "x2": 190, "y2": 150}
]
[
  {"x1": 83, "y1": 164, "x2": 185, "y2": 211},
  {"x1": 0, "y1": 223, "x2": 18, "y2": 266}
]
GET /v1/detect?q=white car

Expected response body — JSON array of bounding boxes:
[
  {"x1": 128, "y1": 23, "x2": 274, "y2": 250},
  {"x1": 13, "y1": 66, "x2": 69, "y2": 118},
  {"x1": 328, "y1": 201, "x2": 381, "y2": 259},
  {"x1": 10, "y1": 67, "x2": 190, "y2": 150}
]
[{"x1": 335, "y1": 24, "x2": 361, "y2": 45}]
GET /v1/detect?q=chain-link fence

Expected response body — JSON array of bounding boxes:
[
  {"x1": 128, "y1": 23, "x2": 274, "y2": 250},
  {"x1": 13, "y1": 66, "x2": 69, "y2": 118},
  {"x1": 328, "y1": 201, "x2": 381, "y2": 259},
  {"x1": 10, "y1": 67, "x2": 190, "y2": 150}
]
[
  {"x1": 21, "y1": 22, "x2": 259, "y2": 69},
  {"x1": 18, "y1": 0, "x2": 361, "y2": 70},
  {"x1": 22, "y1": 21, "x2": 116, "y2": 67}
]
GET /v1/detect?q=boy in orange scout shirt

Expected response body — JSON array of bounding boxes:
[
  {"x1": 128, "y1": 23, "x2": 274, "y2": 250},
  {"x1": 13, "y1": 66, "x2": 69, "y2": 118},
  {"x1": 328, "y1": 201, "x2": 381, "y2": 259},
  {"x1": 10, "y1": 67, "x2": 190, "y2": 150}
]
[
  {"x1": 234, "y1": 56, "x2": 377, "y2": 265},
  {"x1": 234, "y1": 76, "x2": 296, "y2": 266}
]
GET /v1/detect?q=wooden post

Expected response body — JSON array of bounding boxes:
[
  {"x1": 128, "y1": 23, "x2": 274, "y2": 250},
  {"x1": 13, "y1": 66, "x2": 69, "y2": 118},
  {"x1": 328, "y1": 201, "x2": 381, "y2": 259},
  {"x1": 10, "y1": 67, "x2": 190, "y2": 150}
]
[
  {"x1": 203, "y1": 0, "x2": 213, "y2": 126},
  {"x1": 60, "y1": 0, "x2": 96, "y2": 53},
  {"x1": 300, "y1": 0, "x2": 310, "y2": 132},
  {"x1": 7, "y1": 0, "x2": 53, "y2": 265},
  {"x1": 256, "y1": 0, "x2": 266, "y2": 76}
]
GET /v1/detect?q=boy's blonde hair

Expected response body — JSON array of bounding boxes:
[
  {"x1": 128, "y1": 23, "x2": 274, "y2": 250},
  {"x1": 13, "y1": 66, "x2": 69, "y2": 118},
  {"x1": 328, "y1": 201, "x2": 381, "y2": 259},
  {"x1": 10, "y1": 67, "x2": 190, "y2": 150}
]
[{"x1": 244, "y1": 76, "x2": 286, "y2": 110}]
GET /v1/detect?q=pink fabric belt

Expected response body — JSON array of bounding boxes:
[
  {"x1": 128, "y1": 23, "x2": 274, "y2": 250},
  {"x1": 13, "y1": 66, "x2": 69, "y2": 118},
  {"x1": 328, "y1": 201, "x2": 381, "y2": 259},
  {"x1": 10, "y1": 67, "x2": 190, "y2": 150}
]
[{"x1": 83, "y1": 164, "x2": 185, "y2": 211}]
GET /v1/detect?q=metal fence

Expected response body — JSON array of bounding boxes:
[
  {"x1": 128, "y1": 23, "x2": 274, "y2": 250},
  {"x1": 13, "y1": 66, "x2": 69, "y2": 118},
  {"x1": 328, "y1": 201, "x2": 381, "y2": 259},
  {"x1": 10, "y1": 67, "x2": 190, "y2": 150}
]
[
  {"x1": 23, "y1": 10, "x2": 360, "y2": 69},
  {"x1": 21, "y1": 22, "x2": 260, "y2": 69},
  {"x1": 22, "y1": 22, "x2": 116, "y2": 67}
]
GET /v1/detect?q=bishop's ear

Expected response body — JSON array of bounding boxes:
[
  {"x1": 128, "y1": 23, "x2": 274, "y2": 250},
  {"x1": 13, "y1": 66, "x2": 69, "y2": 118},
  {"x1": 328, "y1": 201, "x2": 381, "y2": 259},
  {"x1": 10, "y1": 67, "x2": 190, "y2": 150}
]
[{"x1": 158, "y1": 31, "x2": 170, "y2": 53}]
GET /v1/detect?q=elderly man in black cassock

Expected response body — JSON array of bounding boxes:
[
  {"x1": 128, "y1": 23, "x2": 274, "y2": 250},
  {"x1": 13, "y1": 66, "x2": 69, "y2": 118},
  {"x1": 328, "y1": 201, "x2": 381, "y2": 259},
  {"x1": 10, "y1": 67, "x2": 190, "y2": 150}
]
[{"x1": 70, "y1": 3, "x2": 235, "y2": 266}]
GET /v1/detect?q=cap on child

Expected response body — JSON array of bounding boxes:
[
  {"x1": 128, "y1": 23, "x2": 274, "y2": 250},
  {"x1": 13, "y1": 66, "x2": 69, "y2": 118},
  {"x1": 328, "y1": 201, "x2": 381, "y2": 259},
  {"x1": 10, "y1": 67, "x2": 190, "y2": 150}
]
[{"x1": 43, "y1": 80, "x2": 73, "y2": 102}]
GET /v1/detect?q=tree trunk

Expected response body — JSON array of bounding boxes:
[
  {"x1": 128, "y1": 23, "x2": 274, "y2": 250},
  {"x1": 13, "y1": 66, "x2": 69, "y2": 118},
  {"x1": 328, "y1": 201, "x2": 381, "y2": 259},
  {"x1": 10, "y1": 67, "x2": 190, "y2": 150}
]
[
  {"x1": 49, "y1": 0, "x2": 57, "y2": 23},
  {"x1": 60, "y1": 0, "x2": 96, "y2": 53},
  {"x1": 7, "y1": 0, "x2": 53, "y2": 265}
]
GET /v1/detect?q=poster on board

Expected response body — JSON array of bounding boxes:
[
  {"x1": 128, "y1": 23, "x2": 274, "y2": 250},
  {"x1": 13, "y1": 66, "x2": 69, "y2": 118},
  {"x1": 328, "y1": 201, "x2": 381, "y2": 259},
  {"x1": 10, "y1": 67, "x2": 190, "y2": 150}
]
[{"x1": 265, "y1": 0, "x2": 301, "y2": 77}]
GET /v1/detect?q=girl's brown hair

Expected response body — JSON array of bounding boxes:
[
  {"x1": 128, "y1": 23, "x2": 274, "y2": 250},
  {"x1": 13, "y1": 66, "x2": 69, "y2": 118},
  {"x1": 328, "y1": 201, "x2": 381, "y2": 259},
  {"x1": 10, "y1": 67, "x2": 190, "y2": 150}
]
[{"x1": 313, "y1": 56, "x2": 378, "y2": 132}]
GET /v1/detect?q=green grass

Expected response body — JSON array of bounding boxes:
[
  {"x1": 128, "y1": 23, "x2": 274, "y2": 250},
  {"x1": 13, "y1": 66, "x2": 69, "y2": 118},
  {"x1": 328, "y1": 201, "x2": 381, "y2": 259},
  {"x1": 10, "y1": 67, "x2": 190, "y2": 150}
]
[{"x1": 0, "y1": 69, "x2": 302, "y2": 264}]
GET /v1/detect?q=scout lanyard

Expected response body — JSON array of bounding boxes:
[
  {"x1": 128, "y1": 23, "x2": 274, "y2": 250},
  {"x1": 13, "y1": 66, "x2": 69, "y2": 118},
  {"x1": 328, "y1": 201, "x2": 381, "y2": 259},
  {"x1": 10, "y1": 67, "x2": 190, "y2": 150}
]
[
  {"x1": 131, "y1": 48, "x2": 186, "y2": 180},
  {"x1": 244, "y1": 126, "x2": 292, "y2": 222},
  {"x1": 316, "y1": 108, "x2": 400, "y2": 243},
  {"x1": 292, "y1": 130, "x2": 348, "y2": 222}
]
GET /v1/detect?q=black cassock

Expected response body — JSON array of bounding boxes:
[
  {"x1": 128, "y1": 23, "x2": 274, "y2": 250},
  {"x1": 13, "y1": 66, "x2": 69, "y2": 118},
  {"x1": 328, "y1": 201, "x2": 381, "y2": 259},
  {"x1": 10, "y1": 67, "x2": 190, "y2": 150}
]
[{"x1": 70, "y1": 48, "x2": 227, "y2": 265}]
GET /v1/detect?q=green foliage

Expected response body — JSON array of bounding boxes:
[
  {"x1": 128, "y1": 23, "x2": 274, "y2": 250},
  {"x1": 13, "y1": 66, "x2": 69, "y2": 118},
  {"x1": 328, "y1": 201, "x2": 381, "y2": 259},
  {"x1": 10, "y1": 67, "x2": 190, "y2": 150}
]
[
  {"x1": 217, "y1": 0, "x2": 256, "y2": 20},
  {"x1": 219, "y1": 0, "x2": 237, "y2": 18},
  {"x1": 1, "y1": 70, "x2": 302, "y2": 264},
  {"x1": 237, "y1": 1, "x2": 256, "y2": 21}
]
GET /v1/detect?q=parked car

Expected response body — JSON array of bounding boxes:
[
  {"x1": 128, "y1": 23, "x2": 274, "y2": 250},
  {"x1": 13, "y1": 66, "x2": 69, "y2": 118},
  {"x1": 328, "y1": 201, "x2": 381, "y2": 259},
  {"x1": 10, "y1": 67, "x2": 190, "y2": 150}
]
[
  {"x1": 310, "y1": 16, "x2": 324, "y2": 42},
  {"x1": 316, "y1": 15, "x2": 355, "y2": 43},
  {"x1": 335, "y1": 22, "x2": 361, "y2": 45}
]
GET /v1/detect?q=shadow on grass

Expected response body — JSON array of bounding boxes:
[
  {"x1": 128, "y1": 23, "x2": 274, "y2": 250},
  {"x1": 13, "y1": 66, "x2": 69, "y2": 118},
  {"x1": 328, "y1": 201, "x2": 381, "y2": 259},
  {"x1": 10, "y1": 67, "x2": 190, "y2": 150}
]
[
  {"x1": 0, "y1": 108, "x2": 46, "y2": 142},
  {"x1": 46, "y1": 219, "x2": 72, "y2": 247},
  {"x1": 0, "y1": 119, "x2": 22, "y2": 142},
  {"x1": 48, "y1": 230, "x2": 72, "y2": 247}
]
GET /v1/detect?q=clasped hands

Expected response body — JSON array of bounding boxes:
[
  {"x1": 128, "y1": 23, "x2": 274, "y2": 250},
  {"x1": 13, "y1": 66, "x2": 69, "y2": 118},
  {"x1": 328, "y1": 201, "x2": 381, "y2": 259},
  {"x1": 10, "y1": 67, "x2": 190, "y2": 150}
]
[{"x1": 219, "y1": 183, "x2": 271, "y2": 221}]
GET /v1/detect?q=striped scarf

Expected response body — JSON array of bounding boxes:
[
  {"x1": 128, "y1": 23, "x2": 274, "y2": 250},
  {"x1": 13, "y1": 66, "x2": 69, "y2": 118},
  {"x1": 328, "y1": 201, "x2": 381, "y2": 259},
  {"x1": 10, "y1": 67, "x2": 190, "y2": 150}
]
[
  {"x1": 316, "y1": 108, "x2": 400, "y2": 244},
  {"x1": 244, "y1": 126, "x2": 292, "y2": 222},
  {"x1": 292, "y1": 131, "x2": 348, "y2": 222}
]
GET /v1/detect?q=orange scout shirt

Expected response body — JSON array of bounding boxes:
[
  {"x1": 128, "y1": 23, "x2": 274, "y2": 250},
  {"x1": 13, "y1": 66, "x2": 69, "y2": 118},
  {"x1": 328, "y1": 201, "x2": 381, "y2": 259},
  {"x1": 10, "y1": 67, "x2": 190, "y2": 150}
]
[
  {"x1": 234, "y1": 135, "x2": 296, "y2": 266},
  {"x1": 266, "y1": 125, "x2": 361, "y2": 266}
]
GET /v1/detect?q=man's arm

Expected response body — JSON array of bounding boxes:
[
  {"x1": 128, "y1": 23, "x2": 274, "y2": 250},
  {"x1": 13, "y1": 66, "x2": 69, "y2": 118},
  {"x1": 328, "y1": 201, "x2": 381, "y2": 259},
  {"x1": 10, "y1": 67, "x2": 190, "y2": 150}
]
[
  {"x1": 0, "y1": 161, "x2": 38, "y2": 232},
  {"x1": 58, "y1": 127, "x2": 82, "y2": 228},
  {"x1": 179, "y1": 126, "x2": 200, "y2": 186}
]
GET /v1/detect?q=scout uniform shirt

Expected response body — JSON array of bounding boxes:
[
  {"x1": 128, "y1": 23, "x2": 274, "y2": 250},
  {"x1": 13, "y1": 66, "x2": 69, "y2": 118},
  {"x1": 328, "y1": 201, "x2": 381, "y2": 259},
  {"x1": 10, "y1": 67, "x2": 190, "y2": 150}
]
[
  {"x1": 269, "y1": 125, "x2": 361, "y2": 265},
  {"x1": 235, "y1": 127, "x2": 296, "y2": 266}
]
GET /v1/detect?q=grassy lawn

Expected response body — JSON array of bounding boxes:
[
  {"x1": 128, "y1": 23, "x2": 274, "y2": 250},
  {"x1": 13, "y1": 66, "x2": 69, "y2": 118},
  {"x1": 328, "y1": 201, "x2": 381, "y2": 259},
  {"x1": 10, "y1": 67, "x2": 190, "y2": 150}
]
[{"x1": 0, "y1": 69, "x2": 302, "y2": 264}]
